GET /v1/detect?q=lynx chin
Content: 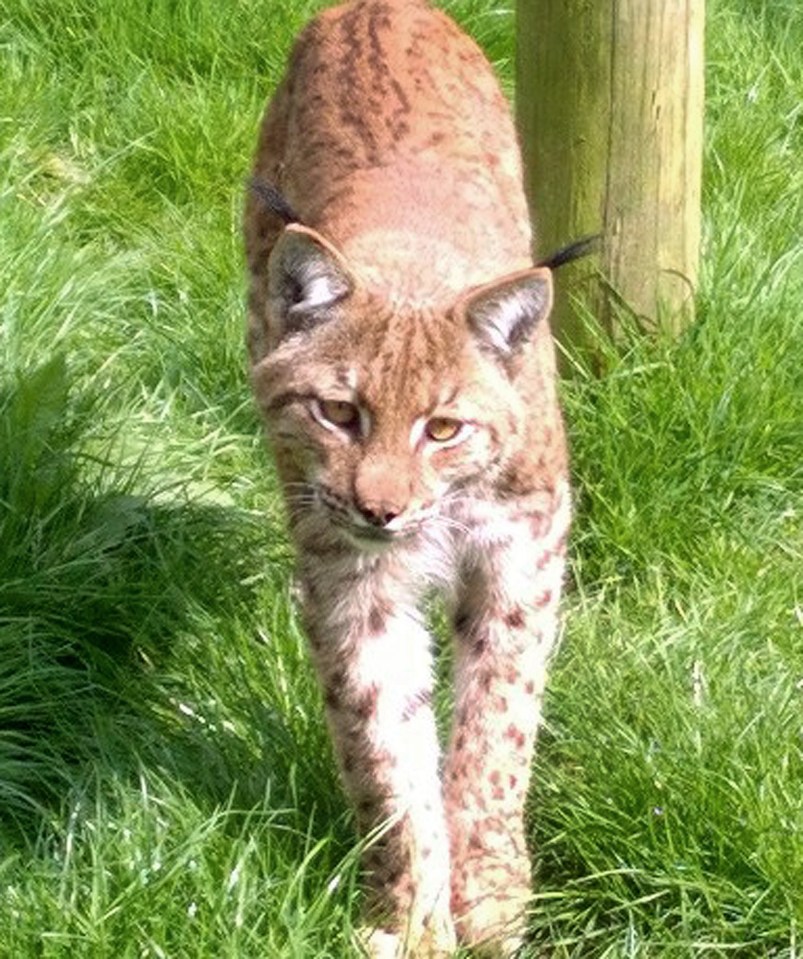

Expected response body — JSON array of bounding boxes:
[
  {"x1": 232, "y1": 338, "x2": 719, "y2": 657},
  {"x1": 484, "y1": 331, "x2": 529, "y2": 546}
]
[{"x1": 244, "y1": 1, "x2": 570, "y2": 955}]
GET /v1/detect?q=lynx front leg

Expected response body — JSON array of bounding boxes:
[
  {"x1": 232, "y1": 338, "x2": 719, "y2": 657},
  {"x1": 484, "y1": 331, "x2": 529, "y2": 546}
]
[
  {"x1": 301, "y1": 572, "x2": 455, "y2": 958},
  {"x1": 444, "y1": 493, "x2": 569, "y2": 956}
]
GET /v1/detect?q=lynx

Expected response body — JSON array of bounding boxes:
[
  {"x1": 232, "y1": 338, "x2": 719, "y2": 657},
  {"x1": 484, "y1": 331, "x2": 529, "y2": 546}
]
[{"x1": 244, "y1": 1, "x2": 571, "y2": 955}]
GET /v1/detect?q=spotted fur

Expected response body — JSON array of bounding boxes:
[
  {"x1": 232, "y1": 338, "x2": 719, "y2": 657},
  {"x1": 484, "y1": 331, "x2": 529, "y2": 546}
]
[{"x1": 244, "y1": 2, "x2": 570, "y2": 956}]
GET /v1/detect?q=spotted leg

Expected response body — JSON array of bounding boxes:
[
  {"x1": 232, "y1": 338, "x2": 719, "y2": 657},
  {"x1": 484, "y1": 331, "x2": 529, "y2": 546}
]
[
  {"x1": 443, "y1": 490, "x2": 569, "y2": 955},
  {"x1": 300, "y1": 557, "x2": 456, "y2": 958}
]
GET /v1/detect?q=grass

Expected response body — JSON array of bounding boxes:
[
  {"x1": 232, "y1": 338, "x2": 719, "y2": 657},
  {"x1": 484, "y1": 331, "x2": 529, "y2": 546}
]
[{"x1": 0, "y1": 0, "x2": 800, "y2": 955}]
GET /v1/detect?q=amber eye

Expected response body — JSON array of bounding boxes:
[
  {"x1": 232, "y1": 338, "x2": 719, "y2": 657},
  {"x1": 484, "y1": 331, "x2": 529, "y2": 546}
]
[
  {"x1": 425, "y1": 417, "x2": 463, "y2": 443},
  {"x1": 317, "y1": 399, "x2": 361, "y2": 430}
]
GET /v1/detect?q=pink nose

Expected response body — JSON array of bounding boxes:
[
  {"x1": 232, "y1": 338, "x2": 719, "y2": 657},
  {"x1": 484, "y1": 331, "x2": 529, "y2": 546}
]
[
  {"x1": 353, "y1": 456, "x2": 410, "y2": 528},
  {"x1": 357, "y1": 502, "x2": 401, "y2": 528}
]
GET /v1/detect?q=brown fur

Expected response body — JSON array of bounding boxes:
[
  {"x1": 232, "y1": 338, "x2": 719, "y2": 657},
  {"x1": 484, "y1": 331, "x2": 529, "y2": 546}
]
[{"x1": 244, "y1": 2, "x2": 570, "y2": 956}]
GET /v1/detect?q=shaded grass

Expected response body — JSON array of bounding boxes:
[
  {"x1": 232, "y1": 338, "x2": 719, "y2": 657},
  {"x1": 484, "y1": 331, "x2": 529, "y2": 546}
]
[{"x1": 0, "y1": 0, "x2": 800, "y2": 956}]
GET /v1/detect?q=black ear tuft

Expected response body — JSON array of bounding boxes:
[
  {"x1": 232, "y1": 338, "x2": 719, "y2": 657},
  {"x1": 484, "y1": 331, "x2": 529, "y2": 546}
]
[
  {"x1": 267, "y1": 226, "x2": 353, "y2": 338},
  {"x1": 249, "y1": 178, "x2": 303, "y2": 226},
  {"x1": 464, "y1": 268, "x2": 553, "y2": 354}
]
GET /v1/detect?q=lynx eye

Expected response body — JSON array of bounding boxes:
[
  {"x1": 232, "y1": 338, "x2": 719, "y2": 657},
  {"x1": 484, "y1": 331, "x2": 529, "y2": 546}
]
[
  {"x1": 424, "y1": 417, "x2": 464, "y2": 443},
  {"x1": 316, "y1": 398, "x2": 361, "y2": 430}
]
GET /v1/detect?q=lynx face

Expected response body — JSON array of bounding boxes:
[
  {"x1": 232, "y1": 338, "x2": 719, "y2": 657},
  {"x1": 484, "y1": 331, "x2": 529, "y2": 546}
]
[{"x1": 251, "y1": 225, "x2": 553, "y2": 547}]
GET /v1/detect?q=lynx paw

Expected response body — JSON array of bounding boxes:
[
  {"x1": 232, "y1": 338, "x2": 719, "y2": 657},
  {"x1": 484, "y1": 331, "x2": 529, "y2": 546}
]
[
  {"x1": 355, "y1": 915, "x2": 457, "y2": 958},
  {"x1": 454, "y1": 893, "x2": 528, "y2": 958},
  {"x1": 355, "y1": 926, "x2": 404, "y2": 959}
]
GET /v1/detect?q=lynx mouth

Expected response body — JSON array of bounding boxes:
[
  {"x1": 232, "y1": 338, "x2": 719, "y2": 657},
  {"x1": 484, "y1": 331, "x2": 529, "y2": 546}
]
[
  {"x1": 334, "y1": 517, "x2": 411, "y2": 552},
  {"x1": 319, "y1": 493, "x2": 414, "y2": 549},
  {"x1": 353, "y1": 524, "x2": 395, "y2": 540},
  {"x1": 345, "y1": 523, "x2": 399, "y2": 549}
]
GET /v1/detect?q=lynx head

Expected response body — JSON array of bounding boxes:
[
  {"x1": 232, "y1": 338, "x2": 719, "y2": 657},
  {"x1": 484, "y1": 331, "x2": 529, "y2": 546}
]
[{"x1": 250, "y1": 224, "x2": 555, "y2": 548}]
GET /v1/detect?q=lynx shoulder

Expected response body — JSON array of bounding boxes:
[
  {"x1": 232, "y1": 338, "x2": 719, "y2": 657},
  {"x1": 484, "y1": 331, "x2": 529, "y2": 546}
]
[{"x1": 244, "y1": 2, "x2": 570, "y2": 956}]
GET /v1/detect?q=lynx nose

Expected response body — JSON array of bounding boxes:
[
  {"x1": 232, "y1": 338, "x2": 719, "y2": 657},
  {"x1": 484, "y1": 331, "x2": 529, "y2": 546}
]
[
  {"x1": 357, "y1": 501, "x2": 401, "y2": 528},
  {"x1": 353, "y1": 457, "x2": 410, "y2": 529}
]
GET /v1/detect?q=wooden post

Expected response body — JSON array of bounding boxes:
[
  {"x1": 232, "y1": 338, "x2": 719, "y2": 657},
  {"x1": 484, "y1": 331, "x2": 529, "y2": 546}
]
[{"x1": 516, "y1": 0, "x2": 704, "y2": 350}]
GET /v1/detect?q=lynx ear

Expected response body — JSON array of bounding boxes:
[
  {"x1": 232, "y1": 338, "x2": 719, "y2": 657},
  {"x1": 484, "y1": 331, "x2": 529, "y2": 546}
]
[
  {"x1": 463, "y1": 268, "x2": 553, "y2": 354},
  {"x1": 267, "y1": 225, "x2": 354, "y2": 337}
]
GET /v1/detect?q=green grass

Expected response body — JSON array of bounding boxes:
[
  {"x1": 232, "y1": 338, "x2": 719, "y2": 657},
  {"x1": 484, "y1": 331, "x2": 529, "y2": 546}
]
[{"x1": 0, "y1": 0, "x2": 800, "y2": 955}]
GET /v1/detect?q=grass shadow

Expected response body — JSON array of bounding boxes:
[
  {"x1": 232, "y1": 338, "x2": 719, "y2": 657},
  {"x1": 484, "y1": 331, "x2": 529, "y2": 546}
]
[{"x1": 0, "y1": 357, "x2": 344, "y2": 849}]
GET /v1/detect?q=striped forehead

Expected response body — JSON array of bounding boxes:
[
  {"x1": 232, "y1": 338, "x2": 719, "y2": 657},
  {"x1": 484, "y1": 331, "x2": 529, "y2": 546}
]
[{"x1": 355, "y1": 307, "x2": 459, "y2": 410}]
